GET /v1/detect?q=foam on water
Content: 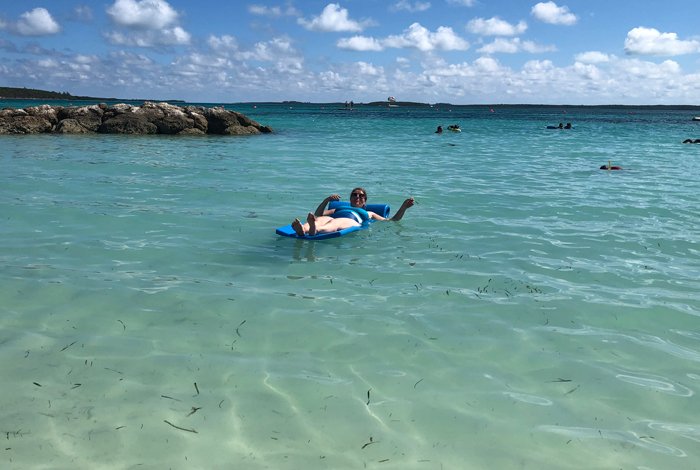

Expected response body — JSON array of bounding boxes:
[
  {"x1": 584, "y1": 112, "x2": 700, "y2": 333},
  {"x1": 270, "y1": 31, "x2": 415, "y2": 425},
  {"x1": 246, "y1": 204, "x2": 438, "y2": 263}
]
[{"x1": 1, "y1": 103, "x2": 700, "y2": 468}]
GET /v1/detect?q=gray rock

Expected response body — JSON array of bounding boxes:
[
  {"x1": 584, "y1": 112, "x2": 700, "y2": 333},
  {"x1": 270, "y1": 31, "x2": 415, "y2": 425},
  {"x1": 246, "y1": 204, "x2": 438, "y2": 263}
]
[
  {"x1": 0, "y1": 101, "x2": 272, "y2": 136},
  {"x1": 55, "y1": 118, "x2": 91, "y2": 134},
  {"x1": 0, "y1": 115, "x2": 53, "y2": 134},
  {"x1": 98, "y1": 113, "x2": 158, "y2": 134},
  {"x1": 57, "y1": 105, "x2": 104, "y2": 132}
]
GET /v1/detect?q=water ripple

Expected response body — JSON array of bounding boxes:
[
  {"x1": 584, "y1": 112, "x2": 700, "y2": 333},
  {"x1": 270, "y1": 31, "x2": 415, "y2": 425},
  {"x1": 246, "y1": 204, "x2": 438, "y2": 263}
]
[
  {"x1": 615, "y1": 373, "x2": 694, "y2": 397},
  {"x1": 541, "y1": 325, "x2": 700, "y2": 363},
  {"x1": 538, "y1": 425, "x2": 687, "y2": 457}
]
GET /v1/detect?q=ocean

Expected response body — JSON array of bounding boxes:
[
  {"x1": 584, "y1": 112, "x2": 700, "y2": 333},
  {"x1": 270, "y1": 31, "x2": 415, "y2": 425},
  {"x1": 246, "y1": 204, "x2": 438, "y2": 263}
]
[{"x1": 1, "y1": 101, "x2": 699, "y2": 469}]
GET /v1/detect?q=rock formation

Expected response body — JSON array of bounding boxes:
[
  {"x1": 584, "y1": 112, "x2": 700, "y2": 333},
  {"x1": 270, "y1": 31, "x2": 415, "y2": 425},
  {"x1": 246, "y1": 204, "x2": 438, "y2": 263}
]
[{"x1": 0, "y1": 102, "x2": 272, "y2": 135}]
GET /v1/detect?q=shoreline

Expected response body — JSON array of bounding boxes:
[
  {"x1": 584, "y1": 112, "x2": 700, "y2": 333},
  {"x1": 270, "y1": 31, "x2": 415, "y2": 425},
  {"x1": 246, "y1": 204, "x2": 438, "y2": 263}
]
[{"x1": 3, "y1": 98, "x2": 700, "y2": 110}]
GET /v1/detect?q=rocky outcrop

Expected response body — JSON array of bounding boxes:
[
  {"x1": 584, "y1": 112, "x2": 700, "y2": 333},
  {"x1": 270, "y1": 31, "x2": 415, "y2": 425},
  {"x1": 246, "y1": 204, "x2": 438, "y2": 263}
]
[{"x1": 0, "y1": 102, "x2": 272, "y2": 135}]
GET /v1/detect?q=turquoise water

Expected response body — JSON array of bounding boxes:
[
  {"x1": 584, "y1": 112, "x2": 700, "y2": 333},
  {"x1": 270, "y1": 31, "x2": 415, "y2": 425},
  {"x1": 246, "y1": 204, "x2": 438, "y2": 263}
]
[{"x1": 2, "y1": 101, "x2": 700, "y2": 469}]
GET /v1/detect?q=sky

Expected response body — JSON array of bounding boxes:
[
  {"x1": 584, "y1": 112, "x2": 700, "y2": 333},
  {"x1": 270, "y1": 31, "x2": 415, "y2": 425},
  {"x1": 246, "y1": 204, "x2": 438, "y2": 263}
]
[{"x1": 1, "y1": 0, "x2": 700, "y2": 104}]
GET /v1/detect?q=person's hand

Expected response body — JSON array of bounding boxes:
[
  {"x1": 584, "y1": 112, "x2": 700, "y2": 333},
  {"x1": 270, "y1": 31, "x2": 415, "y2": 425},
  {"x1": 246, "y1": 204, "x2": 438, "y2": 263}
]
[
  {"x1": 402, "y1": 197, "x2": 415, "y2": 208},
  {"x1": 329, "y1": 194, "x2": 340, "y2": 201}
]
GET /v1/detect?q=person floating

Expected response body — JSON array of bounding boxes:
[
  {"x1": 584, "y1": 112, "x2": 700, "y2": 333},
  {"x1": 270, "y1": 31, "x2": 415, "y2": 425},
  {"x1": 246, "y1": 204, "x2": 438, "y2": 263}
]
[
  {"x1": 435, "y1": 125, "x2": 443, "y2": 134},
  {"x1": 600, "y1": 160, "x2": 622, "y2": 170},
  {"x1": 290, "y1": 188, "x2": 415, "y2": 237}
]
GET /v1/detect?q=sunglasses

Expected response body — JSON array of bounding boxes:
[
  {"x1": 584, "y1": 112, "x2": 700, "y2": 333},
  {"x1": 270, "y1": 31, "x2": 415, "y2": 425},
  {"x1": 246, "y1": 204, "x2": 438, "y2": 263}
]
[{"x1": 351, "y1": 193, "x2": 366, "y2": 199}]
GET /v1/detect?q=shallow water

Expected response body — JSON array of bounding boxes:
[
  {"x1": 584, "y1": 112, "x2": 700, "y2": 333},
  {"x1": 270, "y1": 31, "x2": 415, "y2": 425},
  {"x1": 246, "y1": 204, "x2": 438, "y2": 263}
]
[{"x1": 2, "y1": 102, "x2": 700, "y2": 469}]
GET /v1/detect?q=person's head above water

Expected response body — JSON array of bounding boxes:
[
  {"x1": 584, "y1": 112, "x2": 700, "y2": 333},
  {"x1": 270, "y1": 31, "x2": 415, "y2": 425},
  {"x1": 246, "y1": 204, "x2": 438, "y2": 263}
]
[{"x1": 350, "y1": 187, "x2": 367, "y2": 207}]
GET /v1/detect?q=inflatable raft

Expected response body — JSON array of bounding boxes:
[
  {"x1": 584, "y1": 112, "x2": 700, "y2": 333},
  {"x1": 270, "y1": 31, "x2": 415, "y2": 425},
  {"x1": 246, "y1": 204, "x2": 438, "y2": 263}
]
[{"x1": 275, "y1": 201, "x2": 390, "y2": 240}]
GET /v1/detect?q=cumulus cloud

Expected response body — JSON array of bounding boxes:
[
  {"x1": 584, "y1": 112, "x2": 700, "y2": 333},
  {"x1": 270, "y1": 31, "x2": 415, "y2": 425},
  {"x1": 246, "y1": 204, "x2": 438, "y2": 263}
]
[
  {"x1": 624, "y1": 27, "x2": 700, "y2": 56},
  {"x1": 203, "y1": 34, "x2": 304, "y2": 73},
  {"x1": 384, "y1": 23, "x2": 469, "y2": 51},
  {"x1": 105, "y1": 27, "x2": 190, "y2": 47},
  {"x1": 298, "y1": 3, "x2": 371, "y2": 33},
  {"x1": 575, "y1": 51, "x2": 610, "y2": 64},
  {"x1": 106, "y1": 0, "x2": 190, "y2": 46},
  {"x1": 531, "y1": 2, "x2": 577, "y2": 26},
  {"x1": 356, "y1": 61, "x2": 383, "y2": 76},
  {"x1": 107, "y1": 0, "x2": 178, "y2": 29},
  {"x1": 16, "y1": 8, "x2": 61, "y2": 36},
  {"x1": 467, "y1": 17, "x2": 527, "y2": 36},
  {"x1": 338, "y1": 23, "x2": 468, "y2": 52},
  {"x1": 572, "y1": 62, "x2": 602, "y2": 81},
  {"x1": 478, "y1": 38, "x2": 555, "y2": 54},
  {"x1": 207, "y1": 35, "x2": 239, "y2": 52},
  {"x1": 337, "y1": 36, "x2": 383, "y2": 51},
  {"x1": 248, "y1": 4, "x2": 300, "y2": 17},
  {"x1": 390, "y1": 1, "x2": 431, "y2": 12}
]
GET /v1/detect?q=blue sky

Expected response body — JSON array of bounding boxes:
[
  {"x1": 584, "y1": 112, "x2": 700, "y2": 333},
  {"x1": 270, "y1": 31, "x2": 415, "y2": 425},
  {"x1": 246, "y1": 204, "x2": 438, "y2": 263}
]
[{"x1": 1, "y1": 0, "x2": 699, "y2": 104}]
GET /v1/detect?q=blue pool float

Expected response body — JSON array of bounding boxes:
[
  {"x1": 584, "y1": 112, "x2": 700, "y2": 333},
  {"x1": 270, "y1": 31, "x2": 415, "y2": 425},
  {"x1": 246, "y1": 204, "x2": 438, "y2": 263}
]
[{"x1": 275, "y1": 201, "x2": 391, "y2": 240}]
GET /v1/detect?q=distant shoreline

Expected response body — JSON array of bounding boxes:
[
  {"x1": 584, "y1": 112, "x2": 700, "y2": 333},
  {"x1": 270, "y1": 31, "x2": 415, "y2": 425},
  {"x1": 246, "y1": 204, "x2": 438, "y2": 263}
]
[
  {"x1": 1, "y1": 87, "x2": 699, "y2": 109},
  {"x1": 0, "y1": 86, "x2": 184, "y2": 103}
]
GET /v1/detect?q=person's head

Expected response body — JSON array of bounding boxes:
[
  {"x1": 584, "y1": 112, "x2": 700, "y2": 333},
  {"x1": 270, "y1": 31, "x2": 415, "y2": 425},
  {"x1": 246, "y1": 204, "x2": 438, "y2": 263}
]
[{"x1": 350, "y1": 187, "x2": 367, "y2": 207}]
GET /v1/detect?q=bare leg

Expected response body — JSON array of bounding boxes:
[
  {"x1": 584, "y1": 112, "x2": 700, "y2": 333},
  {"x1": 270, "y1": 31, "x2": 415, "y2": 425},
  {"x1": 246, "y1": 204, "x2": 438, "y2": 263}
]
[
  {"x1": 295, "y1": 215, "x2": 350, "y2": 235},
  {"x1": 291, "y1": 218, "x2": 305, "y2": 236},
  {"x1": 306, "y1": 212, "x2": 317, "y2": 236}
]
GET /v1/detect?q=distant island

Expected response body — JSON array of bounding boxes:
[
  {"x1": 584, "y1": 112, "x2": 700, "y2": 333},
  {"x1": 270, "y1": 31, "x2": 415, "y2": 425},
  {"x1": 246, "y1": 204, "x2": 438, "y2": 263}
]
[
  {"x1": 2, "y1": 86, "x2": 699, "y2": 109},
  {"x1": 0, "y1": 86, "x2": 112, "y2": 101},
  {"x1": 0, "y1": 86, "x2": 183, "y2": 103}
]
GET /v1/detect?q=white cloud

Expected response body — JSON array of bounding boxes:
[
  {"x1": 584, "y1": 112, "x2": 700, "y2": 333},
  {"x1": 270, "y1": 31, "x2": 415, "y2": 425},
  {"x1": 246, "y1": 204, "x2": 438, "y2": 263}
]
[
  {"x1": 107, "y1": 0, "x2": 179, "y2": 29},
  {"x1": 248, "y1": 4, "x2": 300, "y2": 17},
  {"x1": 338, "y1": 23, "x2": 469, "y2": 52},
  {"x1": 105, "y1": 27, "x2": 190, "y2": 47},
  {"x1": 337, "y1": 36, "x2": 383, "y2": 51},
  {"x1": 478, "y1": 38, "x2": 555, "y2": 54},
  {"x1": 467, "y1": 17, "x2": 527, "y2": 36},
  {"x1": 203, "y1": 34, "x2": 304, "y2": 74},
  {"x1": 575, "y1": 51, "x2": 610, "y2": 64},
  {"x1": 16, "y1": 8, "x2": 61, "y2": 36},
  {"x1": 390, "y1": 1, "x2": 431, "y2": 12},
  {"x1": 356, "y1": 61, "x2": 382, "y2": 76},
  {"x1": 620, "y1": 58, "x2": 680, "y2": 79},
  {"x1": 106, "y1": 0, "x2": 190, "y2": 47},
  {"x1": 384, "y1": 23, "x2": 469, "y2": 51},
  {"x1": 72, "y1": 6, "x2": 94, "y2": 22},
  {"x1": 624, "y1": 27, "x2": 700, "y2": 56},
  {"x1": 446, "y1": 0, "x2": 476, "y2": 6},
  {"x1": 531, "y1": 2, "x2": 577, "y2": 26},
  {"x1": 238, "y1": 37, "x2": 295, "y2": 62},
  {"x1": 208, "y1": 35, "x2": 239, "y2": 52},
  {"x1": 473, "y1": 56, "x2": 502, "y2": 73},
  {"x1": 298, "y1": 3, "x2": 370, "y2": 33},
  {"x1": 37, "y1": 58, "x2": 59, "y2": 68}
]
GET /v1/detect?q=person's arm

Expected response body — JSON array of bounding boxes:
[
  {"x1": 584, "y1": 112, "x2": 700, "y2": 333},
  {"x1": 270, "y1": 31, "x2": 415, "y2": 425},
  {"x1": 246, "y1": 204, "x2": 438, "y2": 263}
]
[
  {"x1": 314, "y1": 194, "x2": 340, "y2": 216},
  {"x1": 390, "y1": 197, "x2": 415, "y2": 221},
  {"x1": 369, "y1": 197, "x2": 415, "y2": 221}
]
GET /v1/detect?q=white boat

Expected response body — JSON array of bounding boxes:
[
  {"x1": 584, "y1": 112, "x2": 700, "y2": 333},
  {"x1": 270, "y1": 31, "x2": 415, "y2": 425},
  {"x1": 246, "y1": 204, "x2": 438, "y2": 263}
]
[{"x1": 693, "y1": 116, "x2": 700, "y2": 121}]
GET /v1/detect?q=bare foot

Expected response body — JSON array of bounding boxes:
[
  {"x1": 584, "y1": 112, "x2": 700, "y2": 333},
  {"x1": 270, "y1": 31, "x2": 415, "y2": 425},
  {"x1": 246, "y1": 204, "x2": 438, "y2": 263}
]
[
  {"x1": 291, "y1": 218, "x2": 305, "y2": 236},
  {"x1": 306, "y1": 212, "x2": 317, "y2": 236}
]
